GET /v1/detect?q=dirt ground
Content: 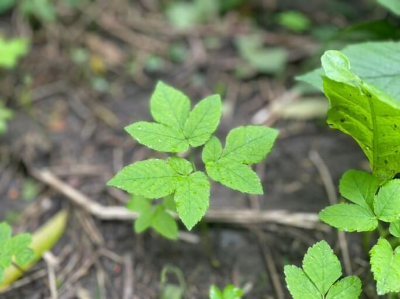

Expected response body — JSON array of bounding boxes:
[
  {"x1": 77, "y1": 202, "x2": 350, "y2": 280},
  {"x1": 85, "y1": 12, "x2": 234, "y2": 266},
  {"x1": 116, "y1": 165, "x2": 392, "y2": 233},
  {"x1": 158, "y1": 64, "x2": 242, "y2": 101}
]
[{"x1": 0, "y1": 0, "x2": 391, "y2": 298}]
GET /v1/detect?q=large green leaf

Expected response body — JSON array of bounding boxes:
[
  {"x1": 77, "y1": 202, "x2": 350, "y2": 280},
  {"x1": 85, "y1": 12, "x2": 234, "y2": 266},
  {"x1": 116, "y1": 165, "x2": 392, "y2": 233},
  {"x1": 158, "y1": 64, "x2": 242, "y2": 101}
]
[
  {"x1": 150, "y1": 81, "x2": 190, "y2": 131},
  {"x1": 298, "y1": 42, "x2": 400, "y2": 102},
  {"x1": 321, "y1": 50, "x2": 400, "y2": 180},
  {"x1": 373, "y1": 179, "x2": 400, "y2": 222},
  {"x1": 107, "y1": 159, "x2": 178, "y2": 198},
  {"x1": 206, "y1": 160, "x2": 263, "y2": 194},
  {"x1": 125, "y1": 122, "x2": 188, "y2": 153},
  {"x1": 302, "y1": 241, "x2": 342, "y2": 295},
  {"x1": 339, "y1": 170, "x2": 380, "y2": 210},
  {"x1": 183, "y1": 95, "x2": 222, "y2": 147},
  {"x1": 284, "y1": 265, "x2": 322, "y2": 299},
  {"x1": 370, "y1": 238, "x2": 400, "y2": 295},
  {"x1": 326, "y1": 276, "x2": 362, "y2": 299},
  {"x1": 319, "y1": 203, "x2": 378, "y2": 232},
  {"x1": 221, "y1": 126, "x2": 278, "y2": 164},
  {"x1": 378, "y1": 0, "x2": 400, "y2": 15},
  {"x1": 174, "y1": 171, "x2": 210, "y2": 230}
]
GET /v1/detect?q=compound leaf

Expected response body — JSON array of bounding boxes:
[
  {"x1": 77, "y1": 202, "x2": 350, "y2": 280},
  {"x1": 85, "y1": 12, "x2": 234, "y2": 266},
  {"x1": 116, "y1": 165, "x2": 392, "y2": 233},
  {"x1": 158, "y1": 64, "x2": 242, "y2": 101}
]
[
  {"x1": 389, "y1": 220, "x2": 400, "y2": 238},
  {"x1": 206, "y1": 160, "x2": 262, "y2": 194},
  {"x1": 373, "y1": 179, "x2": 400, "y2": 222},
  {"x1": 125, "y1": 122, "x2": 188, "y2": 153},
  {"x1": 370, "y1": 238, "x2": 400, "y2": 295},
  {"x1": 152, "y1": 206, "x2": 178, "y2": 240},
  {"x1": 326, "y1": 276, "x2": 362, "y2": 299},
  {"x1": 303, "y1": 240, "x2": 342, "y2": 295},
  {"x1": 202, "y1": 136, "x2": 223, "y2": 163},
  {"x1": 168, "y1": 157, "x2": 193, "y2": 176},
  {"x1": 174, "y1": 171, "x2": 210, "y2": 230},
  {"x1": 284, "y1": 265, "x2": 322, "y2": 299},
  {"x1": 319, "y1": 203, "x2": 378, "y2": 232},
  {"x1": 107, "y1": 159, "x2": 178, "y2": 198},
  {"x1": 183, "y1": 95, "x2": 222, "y2": 147},
  {"x1": 221, "y1": 126, "x2": 278, "y2": 164},
  {"x1": 339, "y1": 170, "x2": 380, "y2": 211},
  {"x1": 0, "y1": 222, "x2": 34, "y2": 283},
  {"x1": 150, "y1": 81, "x2": 190, "y2": 131},
  {"x1": 322, "y1": 50, "x2": 400, "y2": 181},
  {"x1": 134, "y1": 209, "x2": 153, "y2": 233}
]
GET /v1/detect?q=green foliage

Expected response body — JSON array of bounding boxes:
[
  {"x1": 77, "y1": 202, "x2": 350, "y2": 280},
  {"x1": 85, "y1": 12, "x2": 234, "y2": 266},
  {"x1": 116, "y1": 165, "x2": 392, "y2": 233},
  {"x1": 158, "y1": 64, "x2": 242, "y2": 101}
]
[
  {"x1": 389, "y1": 220, "x2": 400, "y2": 238},
  {"x1": 127, "y1": 196, "x2": 178, "y2": 240},
  {"x1": 320, "y1": 50, "x2": 400, "y2": 181},
  {"x1": 378, "y1": 0, "x2": 400, "y2": 15},
  {"x1": 284, "y1": 241, "x2": 362, "y2": 299},
  {"x1": 0, "y1": 103, "x2": 13, "y2": 134},
  {"x1": 20, "y1": 0, "x2": 56, "y2": 22},
  {"x1": 236, "y1": 35, "x2": 288, "y2": 75},
  {"x1": 297, "y1": 42, "x2": 400, "y2": 102},
  {"x1": 276, "y1": 11, "x2": 311, "y2": 33},
  {"x1": 109, "y1": 82, "x2": 277, "y2": 231},
  {"x1": 209, "y1": 284, "x2": 243, "y2": 299},
  {"x1": 373, "y1": 179, "x2": 400, "y2": 222},
  {"x1": 0, "y1": 37, "x2": 29, "y2": 69},
  {"x1": 0, "y1": 222, "x2": 34, "y2": 283},
  {"x1": 203, "y1": 127, "x2": 278, "y2": 194},
  {"x1": 160, "y1": 265, "x2": 186, "y2": 299},
  {"x1": 370, "y1": 238, "x2": 400, "y2": 295},
  {"x1": 0, "y1": 0, "x2": 15, "y2": 13}
]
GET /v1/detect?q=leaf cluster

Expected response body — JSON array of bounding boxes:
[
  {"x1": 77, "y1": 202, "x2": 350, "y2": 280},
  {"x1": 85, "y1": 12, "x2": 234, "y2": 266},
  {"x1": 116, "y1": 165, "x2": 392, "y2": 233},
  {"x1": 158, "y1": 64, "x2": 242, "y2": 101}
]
[
  {"x1": 108, "y1": 81, "x2": 278, "y2": 231},
  {"x1": 284, "y1": 241, "x2": 362, "y2": 299},
  {"x1": 209, "y1": 284, "x2": 243, "y2": 299},
  {"x1": 0, "y1": 37, "x2": 29, "y2": 70}
]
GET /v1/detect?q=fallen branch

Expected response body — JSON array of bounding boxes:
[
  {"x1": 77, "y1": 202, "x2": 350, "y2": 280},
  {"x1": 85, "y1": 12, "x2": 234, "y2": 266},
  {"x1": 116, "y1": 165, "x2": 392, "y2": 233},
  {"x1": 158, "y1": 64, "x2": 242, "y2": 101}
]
[{"x1": 30, "y1": 168, "x2": 327, "y2": 231}]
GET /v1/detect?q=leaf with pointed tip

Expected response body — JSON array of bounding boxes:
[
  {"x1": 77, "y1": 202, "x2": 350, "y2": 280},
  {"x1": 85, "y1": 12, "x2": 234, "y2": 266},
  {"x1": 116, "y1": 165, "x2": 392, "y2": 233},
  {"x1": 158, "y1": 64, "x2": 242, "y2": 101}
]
[
  {"x1": 168, "y1": 157, "x2": 193, "y2": 175},
  {"x1": 389, "y1": 220, "x2": 400, "y2": 238},
  {"x1": 150, "y1": 81, "x2": 190, "y2": 130},
  {"x1": 206, "y1": 160, "x2": 262, "y2": 194},
  {"x1": 183, "y1": 95, "x2": 222, "y2": 147},
  {"x1": 221, "y1": 126, "x2": 278, "y2": 164},
  {"x1": 209, "y1": 285, "x2": 223, "y2": 299},
  {"x1": 202, "y1": 136, "x2": 223, "y2": 163},
  {"x1": 152, "y1": 206, "x2": 178, "y2": 240},
  {"x1": 134, "y1": 209, "x2": 153, "y2": 233},
  {"x1": 107, "y1": 159, "x2": 178, "y2": 198},
  {"x1": 326, "y1": 276, "x2": 362, "y2": 299},
  {"x1": 302, "y1": 241, "x2": 342, "y2": 295},
  {"x1": 370, "y1": 238, "x2": 400, "y2": 295},
  {"x1": 174, "y1": 171, "x2": 210, "y2": 230},
  {"x1": 125, "y1": 122, "x2": 188, "y2": 153},
  {"x1": 339, "y1": 170, "x2": 380, "y2": 211},
  {"x1": 319, "y1": 203, "x2": 378, "y2": 232},
  {"x1": 284, "y1": 265, "x2": 322, "y2": 299},
  {"x1": 373, "y1": 179, "x2": 400, "y2": 222}
]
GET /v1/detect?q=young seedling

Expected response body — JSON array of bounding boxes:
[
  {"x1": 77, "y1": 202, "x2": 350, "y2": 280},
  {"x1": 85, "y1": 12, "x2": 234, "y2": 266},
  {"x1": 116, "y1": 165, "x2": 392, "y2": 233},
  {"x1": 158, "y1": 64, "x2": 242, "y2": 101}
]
[
  {"x1": 0, "y1": 222, "x2": 34, "y2": 283},
  {"x1": 108, "y1": 81, "x2": 278, "y2": 234},
  {"x1": 209, "y1": 284, "x2": 243, "y2": 299},
  {"x1": 284, "y1": 241, "x2": 362, "y2": 299}
]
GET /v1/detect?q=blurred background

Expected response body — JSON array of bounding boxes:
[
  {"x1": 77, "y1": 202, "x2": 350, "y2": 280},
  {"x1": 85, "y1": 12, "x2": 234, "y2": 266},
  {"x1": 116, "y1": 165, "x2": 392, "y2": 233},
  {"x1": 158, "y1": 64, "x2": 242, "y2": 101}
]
[{"x1": 0, "y1": 0, "x2": 399, "y2": 298}]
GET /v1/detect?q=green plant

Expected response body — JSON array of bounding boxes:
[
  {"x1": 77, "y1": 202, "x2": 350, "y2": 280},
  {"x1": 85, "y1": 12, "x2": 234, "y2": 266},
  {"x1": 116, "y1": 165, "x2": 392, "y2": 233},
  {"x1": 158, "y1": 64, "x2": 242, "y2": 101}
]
[
  {"x1": 285, "y1": 241, "x2": 362, "y2": 299},
  {"x1": 0, "y1": 37, "x2": 29, "y2": 69},
  {"x1": 286, "y1": 48, "x2": 400, "y2": 297},
  {"x1": 0, "y1": 103, "x2": 13, "y2": 134},
  {"x1": 209, "y1": 284, "x2": 243, "y2": 299},
  {"x1": 0, "y1": 222, "x2": 34, "y2": 283},
  {"x1": 276, "y1": 10, "x2": 311, "y2": 33},
  {"x1": 108, "y1": 81, "x2": 278, "y2": 232}
]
